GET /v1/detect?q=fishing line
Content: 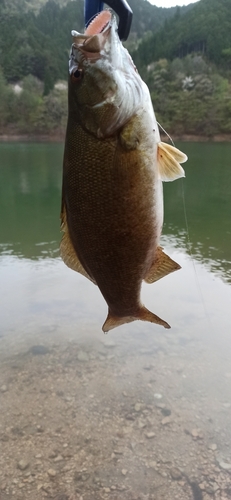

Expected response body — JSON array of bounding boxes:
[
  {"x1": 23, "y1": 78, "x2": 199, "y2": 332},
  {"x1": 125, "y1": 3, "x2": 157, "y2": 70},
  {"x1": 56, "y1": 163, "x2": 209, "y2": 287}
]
[
  {"x1": 157, "y1": 121, "x2": 175, "y2": 146},
  {"x1": 157, "y1": 119, "x2": 211, "y2": 326},
  {"x1": 181, "y1": 178, "x2": 212, "y2": 328}
]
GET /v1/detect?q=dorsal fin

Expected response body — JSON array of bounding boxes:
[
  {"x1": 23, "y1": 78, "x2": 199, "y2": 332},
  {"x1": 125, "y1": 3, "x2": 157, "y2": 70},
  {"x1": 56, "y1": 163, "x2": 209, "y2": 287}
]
[{"x1": 157, "y1": 142, "x2": 187, "y2": 182}]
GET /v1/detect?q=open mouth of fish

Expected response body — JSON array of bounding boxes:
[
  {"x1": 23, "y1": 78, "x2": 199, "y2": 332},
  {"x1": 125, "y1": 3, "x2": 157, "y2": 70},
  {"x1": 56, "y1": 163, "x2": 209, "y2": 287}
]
[
  {"x1": 70, "y1": 10, "x2": 112, "y2": 64},
  {"x1": 69, "y1": 10, "x2": 120, "y2": 111}
]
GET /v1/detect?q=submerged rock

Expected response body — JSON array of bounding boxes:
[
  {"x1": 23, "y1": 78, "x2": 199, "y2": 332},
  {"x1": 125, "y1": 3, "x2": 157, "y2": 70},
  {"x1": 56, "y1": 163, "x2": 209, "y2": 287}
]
[{"x1": 29, "y1": 345, "x2": 50, "y2": 356}]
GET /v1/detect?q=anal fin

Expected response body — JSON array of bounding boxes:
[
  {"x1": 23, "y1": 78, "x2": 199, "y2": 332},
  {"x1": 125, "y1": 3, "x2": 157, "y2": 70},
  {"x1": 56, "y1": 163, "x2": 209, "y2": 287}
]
[
  {"x1": 144, "y1": 246, "x2": 181, "y2": 284},
  {"x1": 102, "y1": 305, "x2": 170, "y2": 333}
]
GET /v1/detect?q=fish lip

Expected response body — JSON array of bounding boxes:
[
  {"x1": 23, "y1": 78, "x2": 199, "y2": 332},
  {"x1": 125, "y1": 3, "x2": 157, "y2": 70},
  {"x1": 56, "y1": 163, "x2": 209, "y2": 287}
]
[
  {"x1": 74, "y1": 27, "x2": 111, "y2": 57},
  {"x1": 71, "y1": 27, "x2": 110, "y2": 46},
  {"x1": 71, "y1": 13, "x2": 113, "y2": 48},
  {"x1": 68, "y1": 43, "x2": 103, "y2": 75},
  {"x1": 69, "y1": 13, "x2": 116, "y2": 70},
  {"x1": 69, "y1": 28, "x2": 110, "y2": 73}
]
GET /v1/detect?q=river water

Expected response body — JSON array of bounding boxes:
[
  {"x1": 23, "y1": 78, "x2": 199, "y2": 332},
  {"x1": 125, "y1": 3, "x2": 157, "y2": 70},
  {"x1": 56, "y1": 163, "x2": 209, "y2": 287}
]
[{"x1": 0, "y1": 142, "x2": 231, "y2": 500}]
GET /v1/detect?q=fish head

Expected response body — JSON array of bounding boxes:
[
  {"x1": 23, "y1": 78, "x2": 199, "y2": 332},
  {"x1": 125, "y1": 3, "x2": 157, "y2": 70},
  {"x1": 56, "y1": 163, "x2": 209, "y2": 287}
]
[{"x1": 68, "y1": 11, "x2": 144, "y2": 137}]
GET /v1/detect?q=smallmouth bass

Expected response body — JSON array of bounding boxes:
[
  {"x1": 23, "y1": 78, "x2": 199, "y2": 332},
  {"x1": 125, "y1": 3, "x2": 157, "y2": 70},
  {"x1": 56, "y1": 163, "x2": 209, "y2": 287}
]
[{"x1": 61, "y1": 10, "x2": 187, "y2": 332}]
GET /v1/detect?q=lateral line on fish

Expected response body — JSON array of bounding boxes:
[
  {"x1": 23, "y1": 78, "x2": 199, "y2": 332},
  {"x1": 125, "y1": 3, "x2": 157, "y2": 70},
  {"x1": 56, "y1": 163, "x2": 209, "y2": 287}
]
[{"x1": 181, "y1": 179, "x2": 212, "y2": 329}]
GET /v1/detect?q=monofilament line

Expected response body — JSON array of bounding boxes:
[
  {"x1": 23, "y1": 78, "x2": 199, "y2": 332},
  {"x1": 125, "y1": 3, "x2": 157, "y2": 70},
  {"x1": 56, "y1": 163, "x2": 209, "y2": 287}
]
[
  {"x1": 181, "y1": 178, "x2": 212, "y2": 329},
  {"x1": 158, "y1": 119, "x2": 211, "y2": 326},
  {"x1": 157, "y1": 121, "x2": 175, "y2": 146}
]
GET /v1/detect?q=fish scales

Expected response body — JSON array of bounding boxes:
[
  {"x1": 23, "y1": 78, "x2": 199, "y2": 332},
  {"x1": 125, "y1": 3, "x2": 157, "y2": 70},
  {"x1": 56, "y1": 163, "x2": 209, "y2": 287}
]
[
  {"x1": 63, "y1": 120, "x2": 157, "y2": 315},
  {"x1": 61, "y1": 10, "x2": 188, "y2": 332}
]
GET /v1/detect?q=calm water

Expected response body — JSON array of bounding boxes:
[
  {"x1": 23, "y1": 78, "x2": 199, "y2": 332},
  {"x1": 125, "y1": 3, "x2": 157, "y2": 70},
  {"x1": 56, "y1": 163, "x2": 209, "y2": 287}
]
[
  {"x1": 0, "y1": 142, "x2": 231, "y2": 499},
  {"x1": 0, "y1": 142, "x2": 230, "y2": 332}
]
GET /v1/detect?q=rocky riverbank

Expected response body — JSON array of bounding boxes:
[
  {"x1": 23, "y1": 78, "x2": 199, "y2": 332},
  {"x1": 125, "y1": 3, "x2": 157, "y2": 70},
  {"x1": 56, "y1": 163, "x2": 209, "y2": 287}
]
[{"x1": 0, "y1": 326, "x2": 231, "y2": 500}]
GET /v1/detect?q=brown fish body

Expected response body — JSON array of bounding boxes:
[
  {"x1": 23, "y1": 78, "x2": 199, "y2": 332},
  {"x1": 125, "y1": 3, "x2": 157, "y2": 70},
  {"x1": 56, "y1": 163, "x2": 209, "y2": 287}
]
[
  {"x1": 63, "y1": 109, "x2": 160, "y2": 314},
  {"x1": 61, "y1": 12, "x2": 187, "y2": 331}
]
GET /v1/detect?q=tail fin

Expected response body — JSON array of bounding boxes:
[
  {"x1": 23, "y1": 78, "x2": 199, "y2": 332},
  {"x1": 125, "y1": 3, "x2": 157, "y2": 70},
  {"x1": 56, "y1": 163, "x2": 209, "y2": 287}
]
[{"x1": 102, "y1": 306, "x2": 170, "y2": 333}]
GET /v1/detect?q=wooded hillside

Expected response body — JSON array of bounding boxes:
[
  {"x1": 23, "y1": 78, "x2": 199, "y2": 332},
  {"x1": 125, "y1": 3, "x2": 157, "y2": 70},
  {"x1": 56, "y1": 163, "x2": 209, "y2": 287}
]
[
  {"x1": 0, "y1": 0, "x2": 230, "y2": 138},
  {"x1": 133, "y1": 0, "x2": 231, "y2": 70}
]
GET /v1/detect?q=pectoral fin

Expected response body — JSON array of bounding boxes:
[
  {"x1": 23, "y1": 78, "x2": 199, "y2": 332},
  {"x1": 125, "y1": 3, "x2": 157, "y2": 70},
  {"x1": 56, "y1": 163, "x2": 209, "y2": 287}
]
[
  {"x1": 102, "y1": 305, "x2": 170, "y2": 333},
  {"x1": 60, "y1": 206, "x2": 96, "y2": 284},
  {"x1": 157, "y1": 142, "x2": 187, "y2": 181},
  {"x1": 144, "y1": 246, "x2": 181, "y2": 284}
]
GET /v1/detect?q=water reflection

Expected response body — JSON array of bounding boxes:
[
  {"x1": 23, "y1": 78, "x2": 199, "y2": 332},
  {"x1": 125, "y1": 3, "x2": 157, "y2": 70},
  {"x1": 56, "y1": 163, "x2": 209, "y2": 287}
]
[
  {"x1": 164, "y1": 142, "x2": 231, "y2": 282},
  {"x1": 1, "y1": 142, "x2": 230, "y2": 282},
  {"x1": 1, "y1": 142, "x2": 231, "y2": 500},
  {"x1": 0, "y1": 142, "x2": 62, "y2": 259},
  {"x1": 0, "y1": 139, "x2": 231, "y2": 338}
]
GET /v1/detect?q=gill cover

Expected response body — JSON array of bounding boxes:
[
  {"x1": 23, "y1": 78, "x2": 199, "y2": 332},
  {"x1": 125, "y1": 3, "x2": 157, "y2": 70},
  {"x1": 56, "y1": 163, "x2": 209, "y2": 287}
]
[{"x1": 68, "y1": 11, "x2": 145, "y2": 138}]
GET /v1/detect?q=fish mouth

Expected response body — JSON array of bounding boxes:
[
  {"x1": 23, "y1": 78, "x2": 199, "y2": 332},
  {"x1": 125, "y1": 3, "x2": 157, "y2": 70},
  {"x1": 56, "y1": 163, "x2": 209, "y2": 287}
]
[
  {"x1": 85, "y1": 10, "x2": 112, "y2": 36},
  {"x1": 71, "y1": 10, "x2": 112, "y2": 56},
  {"x1": 69, "y1": 11, "x2": 113, "y2": 75}
]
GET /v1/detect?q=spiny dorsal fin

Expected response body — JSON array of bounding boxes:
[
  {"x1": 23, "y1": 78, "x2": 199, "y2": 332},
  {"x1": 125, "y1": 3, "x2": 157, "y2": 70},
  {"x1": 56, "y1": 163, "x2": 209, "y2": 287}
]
[
  {"x1": 144, "y1": 246, "x2": 181, "y2": 284},
  {"x1": 157, "y1": 142, "x2": 187, "y2": 182}
]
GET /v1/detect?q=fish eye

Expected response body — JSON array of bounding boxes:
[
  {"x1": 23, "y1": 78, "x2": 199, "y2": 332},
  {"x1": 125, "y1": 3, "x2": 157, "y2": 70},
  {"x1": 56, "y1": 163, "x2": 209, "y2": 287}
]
[{"x1": 71, "y1": 68, "x2": 83, "y2": 82}]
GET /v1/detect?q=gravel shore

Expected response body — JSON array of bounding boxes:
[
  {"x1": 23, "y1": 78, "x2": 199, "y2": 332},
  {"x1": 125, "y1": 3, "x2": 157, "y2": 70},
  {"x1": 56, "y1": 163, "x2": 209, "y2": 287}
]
[{"x1": 0, "y1": 326, "x2": 231, "y2": 500}]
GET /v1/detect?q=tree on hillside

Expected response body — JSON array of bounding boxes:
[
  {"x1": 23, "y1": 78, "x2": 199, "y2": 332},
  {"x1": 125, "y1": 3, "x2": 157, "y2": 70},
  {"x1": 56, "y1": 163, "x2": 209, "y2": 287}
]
[{"x1": 133, "y1": 0, "x2": 231, "y2": 72}]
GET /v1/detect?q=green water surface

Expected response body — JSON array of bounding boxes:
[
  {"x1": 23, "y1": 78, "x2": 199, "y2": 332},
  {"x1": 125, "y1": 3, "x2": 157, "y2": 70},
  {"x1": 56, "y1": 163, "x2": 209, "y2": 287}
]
[
  {"x1": 0, "y1": 141, "x2": 230, "y2": 281},
  {"x1": 1, "y1": 141, "x2": 231, "y2": 497}
]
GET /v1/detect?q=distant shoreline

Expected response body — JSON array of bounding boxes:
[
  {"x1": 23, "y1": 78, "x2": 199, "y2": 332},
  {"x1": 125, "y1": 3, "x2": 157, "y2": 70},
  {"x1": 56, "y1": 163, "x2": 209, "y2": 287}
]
[
  {"x1": 0, "y1": 134, "x2": 64, "y2": 143},
  {"x1": 0, "y1": 133, "x2": 231, "y2": 143}
]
